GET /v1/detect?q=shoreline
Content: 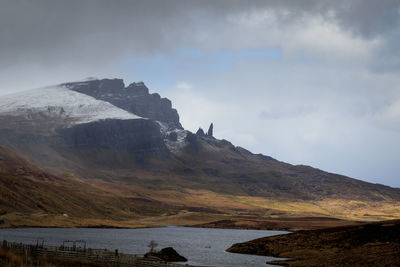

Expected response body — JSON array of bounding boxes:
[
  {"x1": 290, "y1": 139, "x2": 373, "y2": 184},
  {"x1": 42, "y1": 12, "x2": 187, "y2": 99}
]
[
  {"x1": 227, "y1": 219, "x2": 400, "y2": 266},
  {"x1": 0, "y1": 224, "x2": 290, "y2": 267},
  {"x1": 0, "y1": 214, "x2": 366, "y2": 232}
]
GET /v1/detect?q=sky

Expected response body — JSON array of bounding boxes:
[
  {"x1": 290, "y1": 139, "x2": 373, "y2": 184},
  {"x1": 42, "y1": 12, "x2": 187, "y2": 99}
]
[{"x1": 1, "y1": 0, "x2": 400, "y2": 187}]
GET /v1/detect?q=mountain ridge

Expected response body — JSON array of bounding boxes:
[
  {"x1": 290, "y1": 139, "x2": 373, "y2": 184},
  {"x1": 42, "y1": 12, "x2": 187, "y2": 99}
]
[
  {"x1": 0, "y1": 78, "x2": 399, "y2": 225},
  {"x1": 64, "y1": 78, "x2": 182, "y2": 129}
]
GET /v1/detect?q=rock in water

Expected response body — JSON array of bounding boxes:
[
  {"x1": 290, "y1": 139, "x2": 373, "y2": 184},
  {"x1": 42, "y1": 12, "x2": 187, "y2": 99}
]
[{"x1": 145, "y1": 247, "x2": 187, "y2": 262}]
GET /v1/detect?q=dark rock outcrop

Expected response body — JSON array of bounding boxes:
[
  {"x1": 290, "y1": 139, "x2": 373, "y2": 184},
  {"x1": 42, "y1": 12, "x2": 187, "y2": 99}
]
[
  {"x1": 59, "y1": 118, "x2": 168, "y2": 156},
  {"x1": 167, "y1": 132, "x2": 178, "y2": 141},
  {"x1": 196, "y1": 123, "x2": 213, "y2": 137},
  {"x1": 207, "y1": 123, "x2": 213, "y2": 136},
  {"x1": 185, "y1": 132, "x2": 197, "y2": 143},
  {"x1": 196, "y1": 128, "x2": 205, "y2": 136},
  {"x1": 64, "y1": 79, "x2": 182, "y2": 129},
  {"x1": 145, "y1": 247, "x2": 187, "y2": 262}
]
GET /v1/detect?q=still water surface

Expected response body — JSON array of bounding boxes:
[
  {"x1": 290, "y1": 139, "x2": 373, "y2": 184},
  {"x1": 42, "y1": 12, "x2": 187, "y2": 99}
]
[{"x1": 0, "y1": 226, "x2": 287, "y2": 267}]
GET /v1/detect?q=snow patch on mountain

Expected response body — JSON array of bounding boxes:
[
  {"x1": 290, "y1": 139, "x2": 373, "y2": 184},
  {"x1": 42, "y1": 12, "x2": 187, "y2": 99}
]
[
  {"x1": 156, "y1": 121, "x2": 188, "y2": 153},
  {"x1": 0, "y1": 85, "x2": 141, "y2": 125}
]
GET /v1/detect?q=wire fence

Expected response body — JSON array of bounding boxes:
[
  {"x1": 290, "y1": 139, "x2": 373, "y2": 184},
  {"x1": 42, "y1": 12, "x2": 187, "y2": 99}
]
[{"x1": 2, "y1": 240, "x2": 198, "y2": 267}]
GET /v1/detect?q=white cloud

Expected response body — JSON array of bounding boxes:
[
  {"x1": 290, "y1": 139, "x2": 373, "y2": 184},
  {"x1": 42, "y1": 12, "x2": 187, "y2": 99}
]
[
  {"x1": 170, "y1": 84, "x2": 226, "y2": 133},
  {"x1": 175, "y1": 81, "x2": 193, "y2": 90},
  {"x1": 192, "y1": 8, "x2": 381, "y2": 62},
  {"x1": 161, "y1": 47, "x2": 400, "y2": 187},
  {"x1": 289, "y1": 16, "x2": 381, "y2": 59}
]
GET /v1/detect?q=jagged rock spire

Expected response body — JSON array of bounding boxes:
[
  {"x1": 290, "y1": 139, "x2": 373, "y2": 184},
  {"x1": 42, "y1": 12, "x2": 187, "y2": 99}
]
[
  {"x1": 207, "y1": 123, "x2": 213, "y2": 137},
  {"x1": 196, "y1": 128, "x2": 205, "y2": 136}
]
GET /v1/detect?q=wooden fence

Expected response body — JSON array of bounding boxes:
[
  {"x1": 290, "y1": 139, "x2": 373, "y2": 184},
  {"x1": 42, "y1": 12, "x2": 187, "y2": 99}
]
[{"x1": 1, "y1": 240, "x2": 196, "y2": 267}]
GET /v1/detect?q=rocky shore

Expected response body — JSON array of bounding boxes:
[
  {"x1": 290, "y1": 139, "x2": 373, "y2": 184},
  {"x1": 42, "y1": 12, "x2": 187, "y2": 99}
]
[{"x1": 227, "y1": 219, "x2": 400, "y2": 266}]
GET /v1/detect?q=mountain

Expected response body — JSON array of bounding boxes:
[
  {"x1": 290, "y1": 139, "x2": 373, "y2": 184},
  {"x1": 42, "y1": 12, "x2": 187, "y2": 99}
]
[
  {"x1": 0, "y1": 78, "x2": 399, "y2": 226},
  {"x1": 63, "y1": 79, "x2": 181, "y2": 129}
]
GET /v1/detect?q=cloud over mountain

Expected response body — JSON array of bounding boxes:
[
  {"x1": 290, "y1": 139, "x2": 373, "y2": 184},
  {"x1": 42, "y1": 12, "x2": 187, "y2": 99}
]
[{"x1": 1, "y1": 0, "x2": 399, "y2": 187}]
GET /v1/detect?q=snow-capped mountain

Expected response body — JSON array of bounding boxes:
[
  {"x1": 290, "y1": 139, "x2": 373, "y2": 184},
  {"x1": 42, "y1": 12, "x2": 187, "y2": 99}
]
[
  {"x1": 64, "y1": 79, "x2": 182, "y2": 129},
  {"x1": 1, "y1": 78, "x2": 399, "y2": 206},
  {"x1": 0, "y1": 84, "x2": 141, "y2": 125},
  {"x1": 0, "y1": 79, "x2": 190, "y2": 171},
  {"x1": 0, "y1": 79, "x2": 190, "y2": 155}
]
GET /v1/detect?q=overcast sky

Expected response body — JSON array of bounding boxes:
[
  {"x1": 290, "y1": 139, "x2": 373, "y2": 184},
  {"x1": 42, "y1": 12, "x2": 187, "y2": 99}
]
[{"x1": 1, "y1": 0, "x2": 400, "y2": 187}]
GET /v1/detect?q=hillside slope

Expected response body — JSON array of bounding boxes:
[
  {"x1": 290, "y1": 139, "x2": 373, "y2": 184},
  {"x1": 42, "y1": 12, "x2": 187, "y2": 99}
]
[
  {"x1": 0, "y1": 144, "x2": 191, "y2": 227},
  {"x1": 0, "y1": 144, "x2": 135, "y2": 219}
]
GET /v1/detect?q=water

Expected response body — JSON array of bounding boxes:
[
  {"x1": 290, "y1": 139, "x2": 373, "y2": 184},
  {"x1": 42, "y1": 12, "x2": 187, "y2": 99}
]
[{"x1": 0, "y1": 226, "x2": 288, "y2": 267}]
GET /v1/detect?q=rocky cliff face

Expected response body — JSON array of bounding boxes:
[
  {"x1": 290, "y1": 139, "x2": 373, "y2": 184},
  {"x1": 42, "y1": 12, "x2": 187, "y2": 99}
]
[
  {"x1": 0, "y1": 79, "x2": 176, "y2": 173},
  {"x1": 59, "y1": 118, "x2": 168, "y2": 155},
  {"x1": 64, "y1": 79, "x2": 182, "y2": 129}
]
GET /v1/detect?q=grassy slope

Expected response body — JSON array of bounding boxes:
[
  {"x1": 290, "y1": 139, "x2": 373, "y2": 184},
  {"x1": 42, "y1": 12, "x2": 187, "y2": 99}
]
[
  {"x1": 0, "y1": 144, "x2": 187, "y2": 227},
  {"x1": 1, "y1": 143, "x2": 400, "y2": 228}
]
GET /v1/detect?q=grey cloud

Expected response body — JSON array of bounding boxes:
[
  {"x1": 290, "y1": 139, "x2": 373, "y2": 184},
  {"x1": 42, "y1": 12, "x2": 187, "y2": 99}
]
[
  {"x1": 0, "y1": 0, "x2": 192, "y2": 68},
  {"x1": 332, "y1": 0, "x2": 400, "y2": 38},
  {"x1": 369, "y1": 23, "x2": 400, "y2": 72},
  {"x1": 1, "y1": 0, "x2": 399, "y2": 70}
]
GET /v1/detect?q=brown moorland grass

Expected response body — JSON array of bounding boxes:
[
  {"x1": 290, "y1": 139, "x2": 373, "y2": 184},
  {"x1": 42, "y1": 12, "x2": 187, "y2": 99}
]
[
  {"x1": 0, "y1": 247, "x2": 100, "y2": 267},
  {"x1": 193, "y1": 216, "x2": 364, "y2": 231},
  {"x1": 227, "y1": 219, "x2": 400, "y2": 266},
  {"x1": 2, "y1": 189, "x2": 400, "y2": 230},
  {"x1": 1, "y1": 144, "x2": 400, "y2": 230}
]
